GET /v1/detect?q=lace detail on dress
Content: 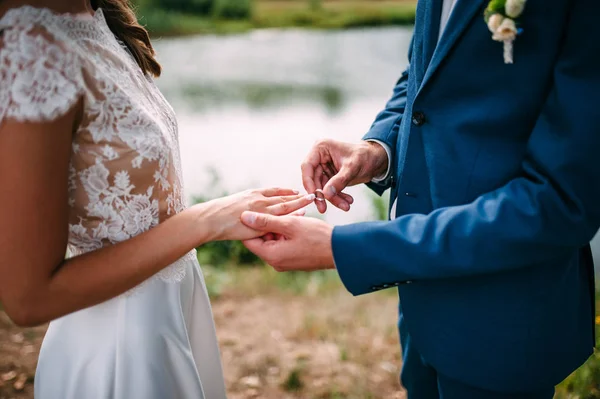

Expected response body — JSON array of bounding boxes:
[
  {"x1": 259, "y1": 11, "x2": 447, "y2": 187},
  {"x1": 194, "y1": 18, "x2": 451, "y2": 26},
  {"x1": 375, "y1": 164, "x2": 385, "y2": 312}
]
[
  {"x1": 66, "y1": 247, "x2": 196, "y2": 294},
  {"x1": 0, "y1": 20, "x2": 83, "y2": 122},
  {"x1": 156, "y1": 249, "x2": 196, "y2": 282},
  {"x1": 0, "y1": 6, "x2": 192, "y2": 288}
]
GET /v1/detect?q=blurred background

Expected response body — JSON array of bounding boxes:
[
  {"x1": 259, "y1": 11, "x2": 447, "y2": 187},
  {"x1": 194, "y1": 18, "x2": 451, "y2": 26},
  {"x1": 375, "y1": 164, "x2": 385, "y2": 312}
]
[{"x1": 1, "y1": 1, "x2": 598, "y2": 398}]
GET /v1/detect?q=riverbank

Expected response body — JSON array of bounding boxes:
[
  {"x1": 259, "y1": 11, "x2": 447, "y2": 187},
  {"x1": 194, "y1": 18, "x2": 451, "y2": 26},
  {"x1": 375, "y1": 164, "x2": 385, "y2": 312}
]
[{"x1": 138, "y1": 0, "x2": 417, "y2": 37}]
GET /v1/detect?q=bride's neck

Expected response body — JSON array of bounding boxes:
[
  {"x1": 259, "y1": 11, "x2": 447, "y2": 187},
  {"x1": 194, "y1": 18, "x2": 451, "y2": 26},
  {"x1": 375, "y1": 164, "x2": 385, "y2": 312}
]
[{"x1": 0, "y1": 0, "x2": 94, "y2": 16}]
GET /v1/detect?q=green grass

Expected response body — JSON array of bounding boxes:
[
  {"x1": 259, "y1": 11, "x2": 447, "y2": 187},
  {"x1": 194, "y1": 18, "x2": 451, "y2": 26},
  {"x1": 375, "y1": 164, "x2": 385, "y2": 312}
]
[
  {"x1": 253, "y1": 1, "x2": 416, "y2": 30},
  {"x1": 282, "y1": 366, "x2": 305, "y2": 392},
  {"x1": 555, "y1": 292, "x2": 600, "y2": 399},
  {"x1": 138, "y1": 7, "x2": 253, "y2": 36},
  {"x1": 201, "y1": 262, "x2": 350, "y2": 299},
  {"x1": 137, "y1": 0, "x2": 417, "y2": 37}
]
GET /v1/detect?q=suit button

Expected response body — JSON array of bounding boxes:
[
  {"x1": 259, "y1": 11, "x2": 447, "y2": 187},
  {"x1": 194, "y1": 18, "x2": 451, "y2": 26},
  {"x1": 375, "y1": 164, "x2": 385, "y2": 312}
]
[{"x1": 411, "y1": 111, "x2": 426, "y2": 126}]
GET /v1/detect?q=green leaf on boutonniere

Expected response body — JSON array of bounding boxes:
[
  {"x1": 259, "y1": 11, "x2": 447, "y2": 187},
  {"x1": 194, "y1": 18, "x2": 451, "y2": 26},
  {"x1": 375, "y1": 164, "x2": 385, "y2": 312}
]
[{"x1": 485, "y1": 0, "x2": 507, "y2": 20}]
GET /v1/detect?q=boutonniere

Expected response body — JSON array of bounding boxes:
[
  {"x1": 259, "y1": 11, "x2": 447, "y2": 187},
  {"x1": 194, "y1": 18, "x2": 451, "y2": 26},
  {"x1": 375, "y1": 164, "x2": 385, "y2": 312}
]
[{"x1": 484, "y1": 0, "x2": 527, "y2": 64}]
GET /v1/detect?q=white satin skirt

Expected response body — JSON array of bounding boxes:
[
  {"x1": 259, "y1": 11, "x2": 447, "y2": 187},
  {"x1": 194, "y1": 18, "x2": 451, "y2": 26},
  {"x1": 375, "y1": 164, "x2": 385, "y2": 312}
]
[{"x1": 34, "y1": 255, "x2": 227, "y2": 399}]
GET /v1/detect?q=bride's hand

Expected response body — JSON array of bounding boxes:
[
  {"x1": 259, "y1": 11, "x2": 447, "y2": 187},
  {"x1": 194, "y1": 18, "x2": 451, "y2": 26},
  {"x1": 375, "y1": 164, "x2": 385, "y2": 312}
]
[{"x1": 200, "y1": 188, "x2": 315, "y2": 242}]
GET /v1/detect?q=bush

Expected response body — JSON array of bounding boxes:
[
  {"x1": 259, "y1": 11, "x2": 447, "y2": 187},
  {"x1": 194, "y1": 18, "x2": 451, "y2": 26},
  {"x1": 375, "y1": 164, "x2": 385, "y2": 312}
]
[
  {"x1": 191, "y1": 169, "x2": 261, "y2": 267},
  {"x1": 308, "y1": 0, "x2": 323, "y2": 12},
  {"x1": 557, "y1": 337, "x2": 600, "y2": 398},
  {"x1": 212, "y1": 0, "x2": 252, "y2": 20},
  {"x1": 370, "y1": 192, "x2": 390, "y2": 221},
  {"x1": 556, "y1": 291, "x2": 600, "y2": 398},
  {"x1": 197, "y1": 239, "x2": 261, "y2": 268},
  {"x1": 137, "y1": 0, "x2": 215, "y2": 16}
]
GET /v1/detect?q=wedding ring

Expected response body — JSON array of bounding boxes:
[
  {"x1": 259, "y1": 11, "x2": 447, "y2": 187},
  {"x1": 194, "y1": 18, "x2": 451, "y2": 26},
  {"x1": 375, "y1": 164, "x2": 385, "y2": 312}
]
[{"x1": 314, "y1": 189, "x2": 326, "y2": 202}]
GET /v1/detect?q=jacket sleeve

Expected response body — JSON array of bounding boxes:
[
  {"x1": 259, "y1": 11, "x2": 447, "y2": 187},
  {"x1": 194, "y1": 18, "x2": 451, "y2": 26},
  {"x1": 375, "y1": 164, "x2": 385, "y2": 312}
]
[
  {"x1": 362, "y1": 36, "x2": 413, "y2": 195},
  {"x1": 334, "y1": 0, "x2": 600, "y2": 295}
]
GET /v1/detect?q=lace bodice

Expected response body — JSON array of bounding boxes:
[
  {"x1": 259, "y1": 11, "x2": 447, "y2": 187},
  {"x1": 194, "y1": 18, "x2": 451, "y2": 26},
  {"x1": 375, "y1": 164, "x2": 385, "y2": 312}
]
[{"x1": 0, "y1": 6, "x2": 194, "y2": 283}]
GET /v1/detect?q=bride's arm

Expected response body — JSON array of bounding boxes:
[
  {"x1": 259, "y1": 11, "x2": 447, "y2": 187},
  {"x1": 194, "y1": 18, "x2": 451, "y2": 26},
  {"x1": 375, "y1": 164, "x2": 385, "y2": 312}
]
[{"x1": 0, "y1": 102, "x2": 311, "y2": 327}]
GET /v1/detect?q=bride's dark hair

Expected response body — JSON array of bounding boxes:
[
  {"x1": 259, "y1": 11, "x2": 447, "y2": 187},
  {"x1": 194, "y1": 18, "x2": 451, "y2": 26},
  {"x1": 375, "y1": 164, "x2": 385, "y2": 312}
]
[{"x1": 90, "y1": 0, "x2": 161, "y2": 77}]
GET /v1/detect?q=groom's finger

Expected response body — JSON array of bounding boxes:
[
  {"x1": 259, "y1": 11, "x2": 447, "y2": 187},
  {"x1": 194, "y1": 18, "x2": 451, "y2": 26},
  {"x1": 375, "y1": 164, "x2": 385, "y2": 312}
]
[
  {"x1": 323, "y1": 166, "x2": 353, "y2": 201},
  {"x1": 242, "y1": 238, "x2": 266, "y2": 254},
  {"x1": 323, "y1": 167, "x2": 352, "y2": 205},
  {"x1": 301, "y1": 150, "x2": 320, "y2": 194},
  {"x1": 262, "y1": 233, "x2": 276, "y2": 241},
  {"x1": 301, "y1": 162, "x2": 316, "y2": 194},
  {"x1": 313, "y1": 165, "x2": 328, "y2": 213},
  {"x1": 241, "y1": 211, "x2": 290, "y2": 234},
  {"x1": 320, "y1": 174, "x2": 351, "y2": 212},
  {"x1": 242, "y1": 238, "x2": 281, "y2": 264},
  {"x1": 339, "y1": 192, "x2": 354, "y2": 204}
]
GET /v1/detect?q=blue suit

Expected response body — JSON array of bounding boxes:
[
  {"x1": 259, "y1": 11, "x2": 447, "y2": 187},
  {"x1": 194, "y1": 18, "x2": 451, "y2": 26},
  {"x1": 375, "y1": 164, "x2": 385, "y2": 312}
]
[{"x1": 332, "y1": 0, "x2": 598, "y2": 396}]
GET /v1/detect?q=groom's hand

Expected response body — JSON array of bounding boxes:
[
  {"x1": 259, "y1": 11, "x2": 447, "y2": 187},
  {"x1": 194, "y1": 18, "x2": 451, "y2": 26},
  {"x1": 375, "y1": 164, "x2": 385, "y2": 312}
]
[
  {"x1": 240, "y1": 212, "x2": 335, "y2": 272},
  {"x1": 301, "y1": 139, "x2": 388, "y2": 213}
]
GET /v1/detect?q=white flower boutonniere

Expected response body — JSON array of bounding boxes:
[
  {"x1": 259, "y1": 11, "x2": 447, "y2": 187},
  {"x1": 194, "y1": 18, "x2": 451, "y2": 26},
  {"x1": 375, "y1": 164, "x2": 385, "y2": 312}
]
[{"x1": 484, "y1": 0, "x2": 527, "y2": 64}]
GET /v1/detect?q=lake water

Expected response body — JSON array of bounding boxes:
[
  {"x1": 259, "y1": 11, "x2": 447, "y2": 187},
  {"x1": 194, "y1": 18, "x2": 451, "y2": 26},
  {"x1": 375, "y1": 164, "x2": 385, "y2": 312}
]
[{"x1": 153, "y1": 27, "x2": 600, "y2": 268}]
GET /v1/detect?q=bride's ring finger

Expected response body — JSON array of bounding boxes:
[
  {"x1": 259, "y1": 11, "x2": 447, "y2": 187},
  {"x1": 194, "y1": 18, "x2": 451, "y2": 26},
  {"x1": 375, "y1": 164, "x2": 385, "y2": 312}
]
[
  {"x1": 262, "y1": 193, "x2": 308, "y2": 207},
  {"x1": 267, "y1": 193, "x2": 316, "y2": 216}
]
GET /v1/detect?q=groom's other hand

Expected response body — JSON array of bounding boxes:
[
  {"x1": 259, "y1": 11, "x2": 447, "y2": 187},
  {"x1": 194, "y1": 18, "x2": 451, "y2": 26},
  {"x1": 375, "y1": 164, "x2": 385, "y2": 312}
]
[
  {"x1": 301, "y1": 139, "x2": 388, "y2": 213},
  {"x1": 240, "y1": 212, "x2": 335, "y2": 272}
]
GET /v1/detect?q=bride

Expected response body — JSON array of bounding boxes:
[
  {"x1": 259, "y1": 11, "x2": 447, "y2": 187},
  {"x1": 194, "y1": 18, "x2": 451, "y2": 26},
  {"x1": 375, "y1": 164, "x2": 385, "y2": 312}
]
[{"x1": 0, "y1": 0, "x2": 315, "y2": 397}]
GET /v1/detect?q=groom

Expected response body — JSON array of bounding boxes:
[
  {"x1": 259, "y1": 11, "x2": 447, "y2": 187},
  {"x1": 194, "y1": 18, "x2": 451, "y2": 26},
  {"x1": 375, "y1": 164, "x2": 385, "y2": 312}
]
[{"x1": 241, "y1": 0, "x2": 599, "y2": 397}]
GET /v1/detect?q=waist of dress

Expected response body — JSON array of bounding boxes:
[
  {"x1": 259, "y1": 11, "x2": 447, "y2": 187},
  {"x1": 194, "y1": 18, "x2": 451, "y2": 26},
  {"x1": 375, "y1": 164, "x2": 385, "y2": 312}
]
[{"x1": 67, "y1": 245, "x2": 198, "y2": 267}]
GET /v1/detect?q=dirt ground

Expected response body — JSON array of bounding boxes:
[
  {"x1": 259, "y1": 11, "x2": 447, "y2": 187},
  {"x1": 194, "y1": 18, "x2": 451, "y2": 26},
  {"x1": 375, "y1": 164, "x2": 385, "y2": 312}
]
[
  {"x1": 0, "y1": 310, "x2": 42, "y2": 399},
  {"x1": 0, "y1": 286, "x2": 405, "y2": 399}
]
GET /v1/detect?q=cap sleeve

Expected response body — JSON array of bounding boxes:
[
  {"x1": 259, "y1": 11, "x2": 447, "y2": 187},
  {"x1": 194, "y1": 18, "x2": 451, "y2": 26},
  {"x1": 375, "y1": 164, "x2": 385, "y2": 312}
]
[{"x1": 0, "y1": 24, "x2": 84, "y2": 123}]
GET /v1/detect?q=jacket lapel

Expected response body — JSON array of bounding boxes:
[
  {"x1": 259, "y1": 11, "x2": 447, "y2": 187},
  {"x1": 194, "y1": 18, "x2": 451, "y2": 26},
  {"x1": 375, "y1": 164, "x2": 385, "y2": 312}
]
[
  {"x1": 412, "y1": 0, "x2": 431, "y2": 87},
  {"x1": 422, "y1": 0, "x2": 444, "y2": 71},
  {"x1": 417, "y1": 0, "x2": 487, "y2": 94}
]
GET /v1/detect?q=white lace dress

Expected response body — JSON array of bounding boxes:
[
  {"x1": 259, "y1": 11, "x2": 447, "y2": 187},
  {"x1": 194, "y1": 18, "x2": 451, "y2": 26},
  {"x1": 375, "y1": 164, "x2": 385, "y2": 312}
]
[{"x1": 0, "y1": 6, "x2": 227, "y2": 399}]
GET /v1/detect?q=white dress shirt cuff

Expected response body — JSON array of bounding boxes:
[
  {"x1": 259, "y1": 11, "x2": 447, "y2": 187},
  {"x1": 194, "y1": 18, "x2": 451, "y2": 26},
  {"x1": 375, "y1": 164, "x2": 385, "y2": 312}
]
[{"x1": 365, "y1": 139, "x2": 392, "y2": 183}]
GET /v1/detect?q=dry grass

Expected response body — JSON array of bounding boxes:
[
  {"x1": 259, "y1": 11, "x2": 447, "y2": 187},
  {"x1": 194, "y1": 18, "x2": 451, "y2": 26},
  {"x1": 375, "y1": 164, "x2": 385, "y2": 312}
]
[
  {"x1": 206, "y1": 266, "x2": 406, "y2": 398},
  {"x1": 216, "y1": 291, "x2": 404, "y2": 398},
  {"x1": 1, "y1": 266, "x2": 598, "y2": 398},
  {"x1": 0, "y1": 311, "x2": 43, "y2": 399},
  {"x1": 0, "y1": 266, "x2": 405, "y2": 399}
]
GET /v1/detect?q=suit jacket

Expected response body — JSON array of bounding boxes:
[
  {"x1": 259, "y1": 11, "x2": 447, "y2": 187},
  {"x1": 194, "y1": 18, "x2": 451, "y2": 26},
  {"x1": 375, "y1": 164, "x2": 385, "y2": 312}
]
[{"x1": 332, "y1": 0, "x2": 598, "y2": 392}]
